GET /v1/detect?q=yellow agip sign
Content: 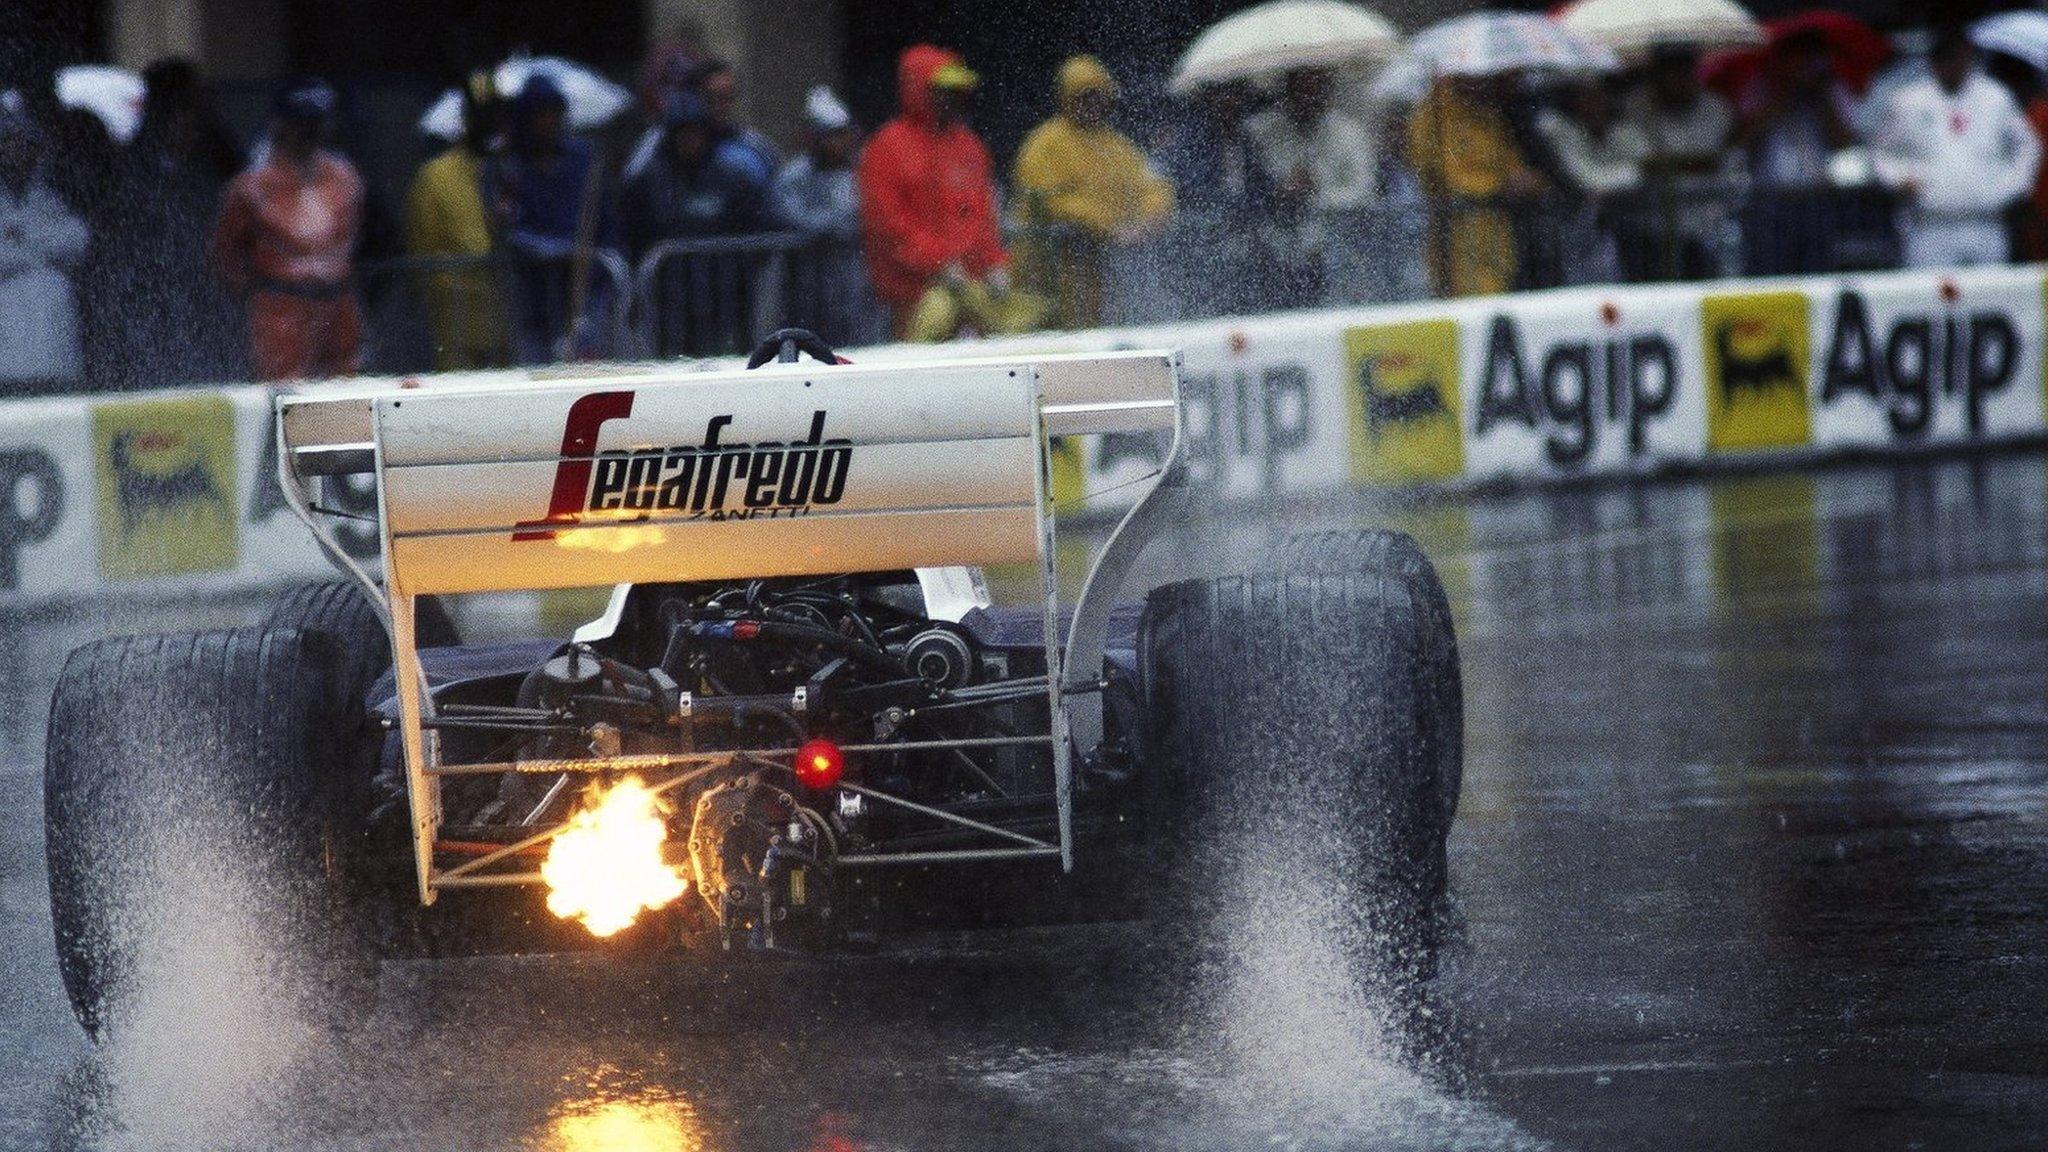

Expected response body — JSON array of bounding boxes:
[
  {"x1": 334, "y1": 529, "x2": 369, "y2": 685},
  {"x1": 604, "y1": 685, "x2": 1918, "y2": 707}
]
[
  {"x1": 1345, "y1": 319, "x2": 1465, "y2": 483},
  {"x1": 1700, "y1": 290, "x2": 1813, "y2": 453}
]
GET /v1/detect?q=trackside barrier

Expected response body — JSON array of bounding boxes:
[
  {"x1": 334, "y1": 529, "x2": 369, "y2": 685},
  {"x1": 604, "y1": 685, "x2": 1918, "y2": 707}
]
[
  {"x1": 357, "y1": 250, "x2": 635, "y2": 373},
  {"x1": 1, "y1": 262, "x2": 2044, "y2": 608},
  {"x1": 634, "y1": 233, "x2": 886, "y2": 358}
]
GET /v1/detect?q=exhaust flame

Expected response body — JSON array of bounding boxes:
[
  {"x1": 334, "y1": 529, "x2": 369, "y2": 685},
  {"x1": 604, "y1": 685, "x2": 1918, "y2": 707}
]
[
  {"x1": 554, "y1": 524, "x2": 667, "y2": 553},
  {"x1": 541, "y1": 776, "x2": 689, "y2": 937}
]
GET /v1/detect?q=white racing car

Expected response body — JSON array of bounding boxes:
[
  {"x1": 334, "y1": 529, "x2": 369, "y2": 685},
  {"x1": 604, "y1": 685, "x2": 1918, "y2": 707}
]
[{"x1": 44, "y1": 331, "x2": 1461, "y2": 1037}]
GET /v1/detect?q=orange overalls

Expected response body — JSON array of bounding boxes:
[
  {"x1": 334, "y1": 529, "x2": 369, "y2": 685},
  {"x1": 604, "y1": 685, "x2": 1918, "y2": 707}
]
[{"x1": 210, "y1": 150, "x2": 365, "y2": 381}]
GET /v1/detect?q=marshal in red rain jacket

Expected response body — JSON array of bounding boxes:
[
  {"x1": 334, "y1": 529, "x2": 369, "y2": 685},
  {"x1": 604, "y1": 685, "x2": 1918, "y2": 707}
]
[{"x1": 856, "y1": 44, "x2": 1010, "y2": 308}]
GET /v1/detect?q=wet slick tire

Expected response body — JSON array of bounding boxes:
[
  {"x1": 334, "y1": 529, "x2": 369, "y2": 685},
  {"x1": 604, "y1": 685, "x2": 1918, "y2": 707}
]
[
  {"x1": 263, "y1": 579, "x2": 446, "y2": 952},
  {"x1": 1140, "y1": 573, "x2": 1449, "y2": 996},
  {"x1": 45, "y1": 628, "x2": 379, "y2": 1041},
  {"x1": 1279, "y1": 530, "x2": 1463, "y2": 824},
  {"x1": 264, "y1": 579, "x2": 460, "y2": 662}
]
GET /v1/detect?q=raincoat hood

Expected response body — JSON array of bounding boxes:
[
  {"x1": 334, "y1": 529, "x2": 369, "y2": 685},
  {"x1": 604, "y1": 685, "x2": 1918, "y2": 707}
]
[
  {"x1": 897, "y1": 44, "x2": 970, "y2": 129},
  {"x1": 1057, "y1": 55, "x2": 1118, "y2": 114}
]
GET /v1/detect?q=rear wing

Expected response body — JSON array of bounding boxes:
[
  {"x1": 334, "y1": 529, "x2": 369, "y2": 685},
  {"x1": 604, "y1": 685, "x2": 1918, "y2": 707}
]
[{"x1": 275, "y1": 350, "x2": 1184, "y2": 900}]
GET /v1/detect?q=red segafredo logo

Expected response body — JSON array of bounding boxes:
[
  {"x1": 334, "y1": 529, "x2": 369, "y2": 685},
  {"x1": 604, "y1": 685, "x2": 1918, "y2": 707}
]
[{"x1": 513, "y1": 391, "x2": 853, "y2": 540}]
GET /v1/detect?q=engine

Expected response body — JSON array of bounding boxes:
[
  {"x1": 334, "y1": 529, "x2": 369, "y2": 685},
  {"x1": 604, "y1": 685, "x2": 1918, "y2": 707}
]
[{"x1": 445, "y1": 574, "x2": 1046, "y2": 953}]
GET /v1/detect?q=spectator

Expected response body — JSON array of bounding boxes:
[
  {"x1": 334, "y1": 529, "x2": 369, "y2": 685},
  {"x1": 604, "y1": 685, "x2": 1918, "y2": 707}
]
[
  {"x1": 1985, "y1": 50, "x2": 2048, "y2": 261},
  {"x1": 492, "y1": 74, "x2": 617, "y2": 363},
  {"x1": 1618, "y1": 46, "x2": 1740, "y2": 281},
  {"x1": 99, "y1": 58, "x2": 243, "y2": 389},
  {"x1": 623, "y1": 91, "x2": 768, "y2": 355},
  {"x1": 774, "y1": 86, "x2": 859, "y2": 240},
  {"x1": 1161, "y1": 81, "x2": 1273, "y2": 220},
  {"x1": 45, "y1": 105, "x2": 120, "y2": 232},
  {"x1": 771, "y1": 86, "x2": 880, "y2": 346},
  {"x1": 1734, "y1": 28, "x2": 1860, "y2": 273},
  {"x1": 405, "y1": 71, "x2": 509, "y2": 370},
  {"x1": 1408, "y1": 74, "x2": 1547, "y2": 298},
  {"x1": 0, "y1": 90, "x2": 90, "y2": 391},
  {"x1": 637, "y1": 17, "x2": 707, "y2": 122},
  {"x1": 1874, "y1": 27, "x2": 2041, "y2": 269},
  {"x1": 857, "y1": 45, "x2": 1019, "y2": 340},
  {"x1": 1012, "y1": 55, "x2": 1175, "y2": 329},
  {"x1": 625, "y1": 57, "x2": 777, "y2": 186},
  {"x1": 208, "y1": 78, "x2": 362, "y2": 381},
  {"x1": 621, "y1": 90, "x2": 767, "y2": 253},
  {"x1": 1245, "y1": 67, "x2": 1374, "y2": 306},
  {"x1": 1156, "y1": 80, "x2": 1276, "y2": 315},
  {"x1": 693, "y1": 59, "x2": 779, "y2": 183},
  {"x1": 1535, "y1": 78, "x2": 1643, "y2": 285}
]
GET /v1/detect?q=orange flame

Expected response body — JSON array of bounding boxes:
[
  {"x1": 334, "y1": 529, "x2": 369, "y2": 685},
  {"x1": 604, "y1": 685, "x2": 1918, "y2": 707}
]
[{"x1": 541, "y1": 776, "x2": 689, "y2": 937}]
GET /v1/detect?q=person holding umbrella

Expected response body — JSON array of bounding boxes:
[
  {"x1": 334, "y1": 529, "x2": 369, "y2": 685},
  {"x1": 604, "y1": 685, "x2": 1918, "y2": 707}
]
[
  {"x1": 1618, "y1": 46, "x2": 1742, "y2": 280},
  {"x1": 1245, "y1": 66, "x2": 1375, "y2": 307},
  {"x1": 1731, "y1": 26, "x2": 1862, "y2": 273},
  {"x1": 1874, "y1": 25, "x2": 2041, "y2": 269},
  {"x1": 406, "y1": 71, "x2": 510, "y2": 370},
  {"x1": 1407, "y1": 71, "x2": 1548, "y2": 297},
  {"x1": 491, "y1": 73, "x2": 618, "y2": 364},
  {"x1": 208, "y1": 78, "x2": 363, "y2": 381}
]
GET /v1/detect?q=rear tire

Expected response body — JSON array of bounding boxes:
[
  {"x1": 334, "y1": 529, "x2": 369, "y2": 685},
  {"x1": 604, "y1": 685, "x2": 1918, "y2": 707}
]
[
  {"x1": 263, "y1": 579, "x2": 460, "y2": 661},
  {"x1": 1280, "y1": 530, "x2": 1463, "y2": 824},
  {"x1": 45, "y1": 628, "x2": 379, "y2": 1040},
  {"x1": 1139, "y1": 572, "x2": 1450, "y2": 996}
]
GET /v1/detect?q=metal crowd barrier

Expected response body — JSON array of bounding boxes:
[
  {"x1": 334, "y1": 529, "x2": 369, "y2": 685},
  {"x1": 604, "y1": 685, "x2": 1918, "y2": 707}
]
[
  {"x1": 101, "y1": 184, "x2": 1911, "y2": 391},
  {"x1": 1427, "y1": 181, "x2": 1902, "y2": 295},
  {"x1": 633, "y1": 232, "x2": 887, "y2": 358},
  {"x1": 356, "y1": 250, "x2": 634, "y2": 375}
]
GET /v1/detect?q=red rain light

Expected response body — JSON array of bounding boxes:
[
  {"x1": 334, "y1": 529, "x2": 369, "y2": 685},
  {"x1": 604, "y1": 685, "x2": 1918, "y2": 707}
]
[{"x1": 794, "y1": 738, "x2": 844, "y2": 790}]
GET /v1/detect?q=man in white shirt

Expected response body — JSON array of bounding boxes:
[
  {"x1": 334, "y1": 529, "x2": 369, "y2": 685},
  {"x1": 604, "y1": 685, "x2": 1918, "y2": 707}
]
[
  {"x1": 0, "y1": 92, "x2": 90, "y2": 389},
  {"x1": 1537, "y1": 79, "x2": 1646, "y2": 284},
  {"x1": 1244, "y1": 67, "x2": 1376, "y2": 304},
  {"x1": 1619, "y1": 47, "x2": 1742, "y2": 279},
  {"x1": 1876, "y1": 26, "x2": 2042, "y2": 268}
]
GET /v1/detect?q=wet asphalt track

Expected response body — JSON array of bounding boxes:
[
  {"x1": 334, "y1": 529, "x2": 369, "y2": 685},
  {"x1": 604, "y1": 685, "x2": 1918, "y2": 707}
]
[{"x1": 3, "y1": 454, "x2": 2048, "y2": 1150}]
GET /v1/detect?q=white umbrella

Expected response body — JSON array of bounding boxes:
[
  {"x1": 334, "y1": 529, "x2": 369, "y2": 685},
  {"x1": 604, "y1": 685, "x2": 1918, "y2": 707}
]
[
  {"x1": 1408, "y1": 11, "x2": 1619, "y2": 78},
  {"x1": 55, "y1": 64, "x2": 144, "y2": 143},
  {"x1": 418, "y1": 54, "x2": 631, "y2": 139},
  {"x1": 1557, "y1": 0, "x2": 1763, "y2": 58},
  {"x1": 1972, "y1": 10, "x2": 2048, "y2": 76},
  {"x1": 1171, "y1": 0, "x2": 1402, "y2": 95},
  {"x1": 1366, "y1": 53, "x2": 1432, "y2": 107}
]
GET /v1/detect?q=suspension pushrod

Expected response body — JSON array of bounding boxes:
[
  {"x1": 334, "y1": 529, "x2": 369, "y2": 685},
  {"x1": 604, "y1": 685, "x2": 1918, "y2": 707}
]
[{"x1": 838, "y1": 782, "x2": 1055, "y2": 850}]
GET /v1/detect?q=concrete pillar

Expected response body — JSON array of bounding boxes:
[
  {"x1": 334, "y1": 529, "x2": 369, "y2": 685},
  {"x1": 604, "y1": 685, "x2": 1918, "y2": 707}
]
[
  {"x1": 106, "y1": 0, "x2": 204, "y2": 69},
  {"x1": 104, "y1": 0, "x2": 285, "y2": 76},
  {"x1": 646, "y1": 0, "x2": 843, "y2": 150}
]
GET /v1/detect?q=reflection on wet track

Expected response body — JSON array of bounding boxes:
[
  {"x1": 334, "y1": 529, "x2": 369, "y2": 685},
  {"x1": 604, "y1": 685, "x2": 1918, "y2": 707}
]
[{"x1": 4, "y1": 455, "x2": 2047, "y2": 1150}]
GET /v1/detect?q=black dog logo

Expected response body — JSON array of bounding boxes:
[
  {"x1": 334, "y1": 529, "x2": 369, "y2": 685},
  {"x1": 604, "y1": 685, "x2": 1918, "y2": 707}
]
[
  {"x1": 1714, "y1": 319, "x2": 1799, "y2": 409},
  {"x1": 108, "y1": 430, "x2": 226, "y2": 534},
  {"x1": 1359, "y1": 355, "x2": 1450, "y2": 440}
]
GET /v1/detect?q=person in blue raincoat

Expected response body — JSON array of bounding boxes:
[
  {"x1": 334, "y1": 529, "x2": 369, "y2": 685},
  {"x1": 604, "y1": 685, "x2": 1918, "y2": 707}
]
[{"x1": 491, "y1": 74, "x2": 619, "y2": 363}]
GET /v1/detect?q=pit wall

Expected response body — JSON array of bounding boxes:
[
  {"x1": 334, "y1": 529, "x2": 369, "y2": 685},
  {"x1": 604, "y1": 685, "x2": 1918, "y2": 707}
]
[{"x1": 0, "y1": 263, "x2": 2039, "y2": 608}]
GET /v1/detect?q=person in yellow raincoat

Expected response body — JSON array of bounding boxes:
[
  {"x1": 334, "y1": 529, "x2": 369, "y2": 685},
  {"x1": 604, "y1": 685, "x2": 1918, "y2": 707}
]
[
  {"x1": 405, "y1": 73, "x2": 510, "y2": 369},
  {"x1": 1011, "y1": 55, "x2": 1175, "y2": 329},
  {"x1": 1407, "y1": 74, "x2": 1548, "y2": 298}
]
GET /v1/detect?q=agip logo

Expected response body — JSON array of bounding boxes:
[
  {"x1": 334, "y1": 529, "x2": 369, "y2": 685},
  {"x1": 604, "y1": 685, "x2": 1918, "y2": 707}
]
[
  {"x1": 1344, "y1": 320, "x2": 1463, "y2": 483},
  {"x1": 92, "y1": 395, "x2": 239, "y2": 578},
  {"x1": 1700, "y1": 291, "x2": 1812, "y2": 453}
]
